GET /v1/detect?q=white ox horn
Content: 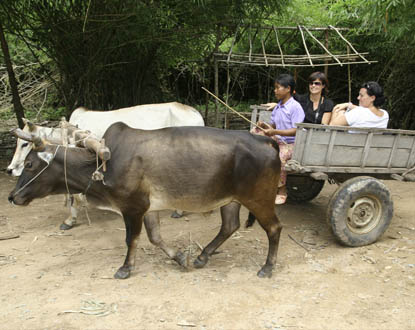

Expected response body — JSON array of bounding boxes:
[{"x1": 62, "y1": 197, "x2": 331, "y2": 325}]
[{"x1": 10, "y1": 128, "x2": 46, "y2": 151}]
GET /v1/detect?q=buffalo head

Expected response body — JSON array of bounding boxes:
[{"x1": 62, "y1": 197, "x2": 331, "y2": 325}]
[
  {"x1": 8, "y1": 129, "x2": 56, "y2": 205},
  {"x1": 7, "y1": 119, "x2": 45, "y2": 176}
]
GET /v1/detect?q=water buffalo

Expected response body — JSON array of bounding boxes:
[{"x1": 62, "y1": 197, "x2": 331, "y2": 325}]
[
  {"x1": 9, "y1": 124, "x2": 282, "y2": 279},
  {"x1": 7, "y1": 102, "x2": 204, "y2": 228}
]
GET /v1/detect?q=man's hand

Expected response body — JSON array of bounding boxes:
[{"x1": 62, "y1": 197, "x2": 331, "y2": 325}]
[
  {"x1": 257, "y1": 121, "x2": 272, "y2": 129},
  {"x1": 263, "y1": 128, "x2": 275, "y2": 137}
]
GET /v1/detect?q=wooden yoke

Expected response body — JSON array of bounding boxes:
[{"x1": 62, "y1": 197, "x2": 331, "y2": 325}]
[{"x1": 59, "y1": 119, "x2": 111, "y2": 163}]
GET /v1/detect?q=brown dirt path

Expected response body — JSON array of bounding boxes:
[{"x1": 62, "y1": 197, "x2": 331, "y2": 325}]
[{"x1": 0, "y1": 164, "x2": 414, "y2": 330}]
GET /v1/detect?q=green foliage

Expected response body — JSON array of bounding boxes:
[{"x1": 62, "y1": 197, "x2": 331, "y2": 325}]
[
  {"x1": 1, "y1": 0, "x2": 414, "y2": 129},
  {"x1": 0, "y1": 0, "x2": 289, "y2": 115},
  {"x1": 0, "y1": 105, "x2": 66, "y2": 122},
  {"x1": 236, "y1": 0, "x2": 415, "y2": 129},
  {"x1": 342, "y1": 0, "x2": 415, "y2": 129}
]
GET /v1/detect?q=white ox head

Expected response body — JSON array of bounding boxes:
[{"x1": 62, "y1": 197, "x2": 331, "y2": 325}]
[{"x1": 7, "y1": 119, "x2": 53, "y2": 176}]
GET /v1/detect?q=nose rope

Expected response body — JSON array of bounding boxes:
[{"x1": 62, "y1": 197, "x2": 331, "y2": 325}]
[
  {"x1": 12, "y1": 145, "x2": 61, "y2": 197},
  {"x1": 13, "y1": 141, "x2": 106, "y2": 205}
]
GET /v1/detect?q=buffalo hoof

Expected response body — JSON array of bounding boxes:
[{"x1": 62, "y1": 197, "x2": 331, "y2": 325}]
[
  {"x1": 114, "y1": 266, "x2": 131, "y2": 279},
  {"x1": 59, "y1": 223, "x2": 73, "y2": 231},
  {"x1": 174, "y1": 251, "x2": 188, "y2": 268},
  {"x1": 257, "y1": 265, "x2": 273, "y2": 278},
  {"x1": 193, "y1": 255, "x2": 208, "y2": 269},
  {"x1": 170, "y1": 211, "x2": 183, "y2": 218}
]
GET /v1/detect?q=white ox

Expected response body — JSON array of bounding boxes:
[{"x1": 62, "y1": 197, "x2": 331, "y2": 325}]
[{"x1": 7, "y1": 102, "x2": 204, "y2": 228}]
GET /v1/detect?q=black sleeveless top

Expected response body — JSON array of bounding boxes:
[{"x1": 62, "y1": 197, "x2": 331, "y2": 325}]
[{"x1": 294, "y1": 94, "x2": 334, "y2": 124}]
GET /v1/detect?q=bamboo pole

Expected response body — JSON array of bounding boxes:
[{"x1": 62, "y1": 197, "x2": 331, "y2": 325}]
[
  {"x1": 302, "y1": 26, "x2": 342, "y2": 66},
  {"x1": 214, "y1": 58, "x2": 219, "y2": 126},
  {"x1": 224, "y1": 63, "x2": 230, "y2": 129},
  {"x1": 202, "y1": 87, "x2": 266, "y2": 131},
  {"x1": 298, "y1": 25, "x2": 314, "y2": 67},
  {"x1": 329, "y1": 25, "x2": 369, "y2": 63},
  {"x1": 273, "y1": 25, "x2": 285, "y2": 68},
  {"x1": 347, "y1": 45, "x2": 352, "y2": 102},
  {"x1": 261, "y1": 38, "x2": 268, "y2": 67},
  {"x1": 324, "y1": 29, "x2": 329, "y2": 77},
  {"x1": 244, "y1": 25, "x2": 349, "y2": 31},
  {"x1": 227, "y1": 28, "x2": 238, "y2": 63},
  {"x1": 248, "y1": 27, "x2": 252, "y2": 62},
  {"x1": 214, "y1": 51, "x2": 370, "y2": 59}
]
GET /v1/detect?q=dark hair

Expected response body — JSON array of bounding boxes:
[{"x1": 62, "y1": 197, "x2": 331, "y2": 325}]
[
  {"x1": 308, "y1": 71, "x2": 329, "y2": 96},
  {"x1": 361, "y1": 81, "x2": 386, "y2": 107},
  {"x1": 275, "y1": 73, "x2": 295, "y2": 95}
]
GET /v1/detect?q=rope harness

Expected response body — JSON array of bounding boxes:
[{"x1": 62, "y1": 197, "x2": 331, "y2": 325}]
[
  {"x1": 12, "y1": 142, "x2": 106, "y2": 208},
  {"x1": 12, "y1": 125, "x2": 109, "y2": 227},
  {"x1": 11, "y1": 145, "x2": 61, "y2": 198}
]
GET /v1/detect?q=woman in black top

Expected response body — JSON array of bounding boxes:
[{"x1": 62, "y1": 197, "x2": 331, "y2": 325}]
[{"x1": 294, "y1": 71, "x2": 334, "y2": 124}]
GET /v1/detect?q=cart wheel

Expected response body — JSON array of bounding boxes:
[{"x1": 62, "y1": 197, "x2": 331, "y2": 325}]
[
  {"x1": 327, "y1": 176, "x2": 393, "y2": 247},
  {"x1": 286, "y1": 176, "x2": 325, "y2": 202}
]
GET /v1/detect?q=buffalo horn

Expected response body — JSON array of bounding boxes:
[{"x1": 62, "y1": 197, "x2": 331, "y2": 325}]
[
  {"x1": 22, "y1": 118, "x2": 36, "y2": 132},
  {"x1": 10, "y1": 128, "x2": 46, "y2": 150}
]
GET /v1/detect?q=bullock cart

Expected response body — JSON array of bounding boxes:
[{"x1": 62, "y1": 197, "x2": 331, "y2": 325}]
[{"x1": 250, "y1": 105, "x2": 415, "y2": 247}]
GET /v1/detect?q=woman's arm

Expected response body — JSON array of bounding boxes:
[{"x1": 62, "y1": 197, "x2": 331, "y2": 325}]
[
  {"x1": 329, "y1": 102, "x2": 357, "y2": 126},
  {"x1": 333, "y1": 102, "x2": 356, "y2": 112},
  {"x1": 329, "y1": 113, "x2": 348, "y2": 126},
  {"x1": 321, "y1": 98, "x2": 334, "y2": 125},
  {"x1": 321, "y1": 112, "x2": 332, "y2": 125},
  {"x1": 329, "y1": 107, "x2": 348, "y2": 126}
]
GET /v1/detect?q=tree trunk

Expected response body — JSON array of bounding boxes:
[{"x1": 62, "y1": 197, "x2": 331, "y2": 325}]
[{"x1": 0, "y1": 22, "x2": 25, "y2": 128}]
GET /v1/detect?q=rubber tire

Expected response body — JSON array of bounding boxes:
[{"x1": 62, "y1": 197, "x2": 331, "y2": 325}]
[
  {"x1": 286, "y1": 176, "x2": 325, "y2": 202},
  {"x1": 327, "y1": 176, "x2": 393, "y2": 247}
]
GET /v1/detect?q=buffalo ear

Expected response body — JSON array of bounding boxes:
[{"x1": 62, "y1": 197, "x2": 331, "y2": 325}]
[
  {"x1": 37, "y1": 150, "x2": 54, "y2": 164},
  {"x1": 32, "y1": 137, "x2": 46, "y2": 152}
]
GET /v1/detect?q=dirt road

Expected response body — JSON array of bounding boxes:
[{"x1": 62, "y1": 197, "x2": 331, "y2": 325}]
[{"x1": 0, "y1": 165, "x2": 414, "y2": 330}]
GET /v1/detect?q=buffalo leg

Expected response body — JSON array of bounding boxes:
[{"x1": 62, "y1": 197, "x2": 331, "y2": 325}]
[
  {"x1": 245, "y1": 211, "x2": 256, "y2": 228},
  {"x1": 252, "y1": 207, "x2": 282, "y2": 278},
  {"x1": 194, "y1": 202, "x2": 241, "y2": 268},
  {"x1": 144, "y1": 212, "x2": 187, "y2": 267},
  {"x1": 60, "y1": 194, "x2": 78, "y2": 230},
  {"x1": 115, "y1": 210, "x2": 144, "y2": 279}
]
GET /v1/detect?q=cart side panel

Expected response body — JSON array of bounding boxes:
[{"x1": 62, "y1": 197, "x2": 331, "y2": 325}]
[
  {"x1": 292, "y1": 128, "x2": 308, "y2": 162},
  {"x1": 291, "y1": 124, "x2": 415, "y2": 170},
  {"x1": 305, "y1": 131, "x2": 415, "y2": 148}
]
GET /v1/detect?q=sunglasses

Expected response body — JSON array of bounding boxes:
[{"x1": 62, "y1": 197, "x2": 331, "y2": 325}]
[
  {"x1": 363, "y1": 83, "x2": 372, "y2": 92},
  {"x1": 309, "y1": 81, "x2": 322, "y2": 86}
]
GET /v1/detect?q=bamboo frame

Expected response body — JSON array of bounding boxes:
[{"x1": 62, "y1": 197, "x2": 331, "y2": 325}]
[
  {"x1": 214, "y1": 25, "x2": 374, "y2": 68},
  {"x1": 214, "y1": 52, "x2": 374, "y2": 64},
  {"x1": 216, "y1": 60, "x2": 376, "y2": 67}
]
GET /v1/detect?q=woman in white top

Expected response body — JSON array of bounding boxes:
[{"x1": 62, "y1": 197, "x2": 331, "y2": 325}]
[{"x1": 330, "y1": 81, "x2": 389, "y2": 128}]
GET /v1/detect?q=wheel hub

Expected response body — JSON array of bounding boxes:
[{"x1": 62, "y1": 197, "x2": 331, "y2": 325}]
[{"x1": 347, "y1": 197, "x2": 381, "y2": 234}]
